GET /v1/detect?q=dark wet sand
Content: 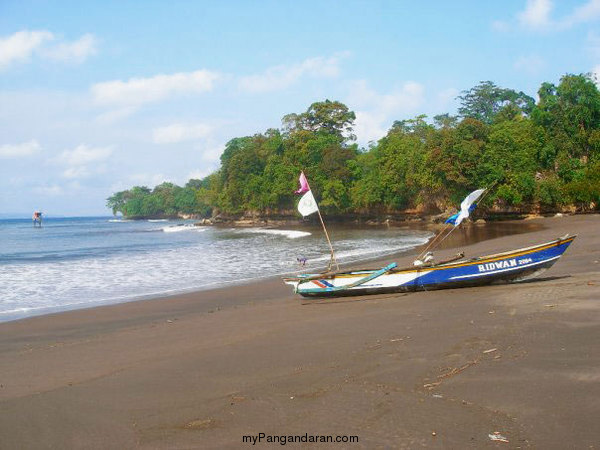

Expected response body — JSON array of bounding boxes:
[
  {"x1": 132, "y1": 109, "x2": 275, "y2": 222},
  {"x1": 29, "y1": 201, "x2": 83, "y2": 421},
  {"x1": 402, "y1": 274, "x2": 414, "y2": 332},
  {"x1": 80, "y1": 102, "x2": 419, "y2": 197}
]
[{"x1": 0, "y1": 215, "x2": 599, "y2": 448}]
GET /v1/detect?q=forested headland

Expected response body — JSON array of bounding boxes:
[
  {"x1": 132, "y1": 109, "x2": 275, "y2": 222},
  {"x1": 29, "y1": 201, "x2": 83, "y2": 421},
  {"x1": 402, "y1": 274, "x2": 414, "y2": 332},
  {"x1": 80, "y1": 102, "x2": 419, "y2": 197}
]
[{"x1": 107, "y1": 74, "x2": 600, "y2": 221}]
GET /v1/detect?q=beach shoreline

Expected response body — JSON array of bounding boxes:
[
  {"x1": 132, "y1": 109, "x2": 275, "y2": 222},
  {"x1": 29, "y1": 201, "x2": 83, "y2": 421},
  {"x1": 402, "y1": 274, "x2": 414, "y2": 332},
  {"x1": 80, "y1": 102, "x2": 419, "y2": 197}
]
[
  {"x1": 0, "y1": 217, "x2": 544, "y2": 324},
  {"x1": 0, "y1": 214, "x2": 598, "y2": 448}
]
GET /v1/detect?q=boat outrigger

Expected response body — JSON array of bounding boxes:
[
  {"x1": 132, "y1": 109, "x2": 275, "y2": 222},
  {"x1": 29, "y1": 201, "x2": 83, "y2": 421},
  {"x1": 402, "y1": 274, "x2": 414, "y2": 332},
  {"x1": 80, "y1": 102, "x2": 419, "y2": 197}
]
[
  {"x1": 284, "y1": 234, "x2": 576, "y2": 297},
  {"x1": 284, "y1": 172, "x2": 576, "y2": 298}
]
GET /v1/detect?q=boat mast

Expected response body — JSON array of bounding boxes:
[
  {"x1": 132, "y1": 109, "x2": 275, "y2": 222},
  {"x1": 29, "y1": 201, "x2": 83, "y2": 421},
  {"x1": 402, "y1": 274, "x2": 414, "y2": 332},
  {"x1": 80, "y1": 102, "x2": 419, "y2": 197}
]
[
  {"x1": 304, "y1": 175, "x2": 339, "y2": 271},
  {"x1": 316, "y1": 206, "x2": 339, "y2": 271}
]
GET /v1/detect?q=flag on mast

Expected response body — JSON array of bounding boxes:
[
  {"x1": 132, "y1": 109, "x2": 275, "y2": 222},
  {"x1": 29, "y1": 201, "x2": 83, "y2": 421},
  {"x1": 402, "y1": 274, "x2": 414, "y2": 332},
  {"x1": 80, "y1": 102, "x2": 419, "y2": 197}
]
[
  {"x1": 294, "y1": 171, "x2": 338, "y2": 270},
  {"x1": 298, "y1": 190, "x2": 319, "y2": 217},
  {"x1": 445, "y1": 188, "x2": 486, "y2": 226},
  {"x1": 295, "y1": 172, "x2": 310, "y2": 194},
  {"x1": 295, "y1": 172, "x2": 319, "y2": 216}
]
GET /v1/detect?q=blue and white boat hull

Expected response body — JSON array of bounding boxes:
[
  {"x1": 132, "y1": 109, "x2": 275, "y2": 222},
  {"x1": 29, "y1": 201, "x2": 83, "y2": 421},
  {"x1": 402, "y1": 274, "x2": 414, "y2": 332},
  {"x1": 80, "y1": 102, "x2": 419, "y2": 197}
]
[{"x1": 284, "y1": 235, "x2": 576, "y2": 298}]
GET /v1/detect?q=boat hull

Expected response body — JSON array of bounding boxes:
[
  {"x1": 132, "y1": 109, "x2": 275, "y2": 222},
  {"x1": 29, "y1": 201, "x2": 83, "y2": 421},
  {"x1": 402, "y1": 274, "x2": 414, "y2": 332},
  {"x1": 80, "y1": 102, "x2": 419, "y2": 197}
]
[{"x1": 285, "y1": 235, "x2": 576, "y2": 298}]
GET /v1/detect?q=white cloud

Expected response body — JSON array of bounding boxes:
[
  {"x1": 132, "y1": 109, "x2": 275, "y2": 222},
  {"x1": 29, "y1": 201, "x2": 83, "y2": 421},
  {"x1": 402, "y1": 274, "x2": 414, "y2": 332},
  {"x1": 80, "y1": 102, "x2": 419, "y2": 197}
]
[
  {"x1": 433, "y1": 88, "x2": 460, "y2": 114},
  {"x1": 129, "y1": 173, "x2": 169, "y2": 187},
  {"x1": 186, "y1": 168, "x2": 213, "y2": 181},
  {"x1": 91, "y1": 70, "x2": 220, "y2": 107},
  {"x1": 95, "y1": 106, "x2": 138, "y2": 124},
  {"x1": 198, "y1": 143, "x2": 225, "y2": 163},
  {"x1": 66, "y1": 180, "x2": 82, "y2": 190},
  {"x1": 178, "y1": 143, "x2": 224, "y2": 183},
  {"x1": 56, "y1": 144, "x2": 113, "y2": 166},
  {"x1": 514, "y1": 54, "x2": 546, "y2": 74},
  {"x1": 346, "y1": 80, "x2": 425, "y2": 144},
  {"x1": 437, "y1": 88, "x2": 459, "y2": 106},
  {"x1": 62, "y1": 166, "x2": 91, "y2": 179},
  {"x1": 348, "y1": 80, "x2": 425, "y2": 113},
  {"x1": 238, "y1": 53, "x2": 347, "y2": 93},
  {"x1": 562, "y1": 0, "x2": 600, "y2": 28},
  {"x1": 152, "y1": 122, "x2": 212, "y2": 144},
  {"x1": 515, "y1": 0, "x2": 600, "y2": 31},
  {"x1": 0, "y1": 139, "x2": 41, "y2": 158},
  {"x1": 0, "y1": 30, "x2": 53, "y2": 69},
  {"x1": 42, "y1": 33, "x2": 97, "y2": 63},
  {"x1": 0, "y1": 30, "x2": 97, "y2": 69},
  {"x1": 32, "y1": 184, "x2": 63, "y2": 196},
  {"x1": 353, "y1": 111, "x2": 388, "y2": 144},
  {"x1": 173, "y1": 143, "x2": 225, "y2": 186},
  {"x1": 55, "y1": 144, "x2": 113, "y2": 179},
  {"x1": 518, "y1": 0, "x2": 553, "y2": 29}
]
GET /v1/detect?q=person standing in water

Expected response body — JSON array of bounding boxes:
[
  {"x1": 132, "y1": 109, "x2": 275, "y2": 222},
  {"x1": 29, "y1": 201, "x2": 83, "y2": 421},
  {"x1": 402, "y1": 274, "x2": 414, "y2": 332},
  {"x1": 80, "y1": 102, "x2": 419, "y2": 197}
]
[{"x1": 32, "y1": 211, "x2": 42, "y2": 227}]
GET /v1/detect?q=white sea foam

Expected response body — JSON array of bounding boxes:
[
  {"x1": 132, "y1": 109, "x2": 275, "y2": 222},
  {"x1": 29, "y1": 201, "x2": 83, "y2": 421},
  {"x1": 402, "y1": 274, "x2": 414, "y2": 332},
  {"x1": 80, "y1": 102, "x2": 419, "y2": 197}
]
[
  {"x1": 162, "y1": 224, "x2": 205, "y2": 233},
  {"x1": 237, "y1": 228, "x2": 312, "y2": 239},
  {"x1": 306, "y1": 236, "x2": 430, "y2": 265},
  {"x1": 108, "y1": 219, "x2": 131, "y2": 222},
  {"x1": 148, "y1": 219, "x2": 168, "y2": 222}
]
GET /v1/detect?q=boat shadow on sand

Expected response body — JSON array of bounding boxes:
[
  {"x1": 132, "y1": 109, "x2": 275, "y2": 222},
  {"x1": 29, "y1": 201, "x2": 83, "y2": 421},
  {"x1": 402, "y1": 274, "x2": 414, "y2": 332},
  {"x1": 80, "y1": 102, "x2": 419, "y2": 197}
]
[{"x1": 299, "y1": 274, "x2": 573, "y2": 306}]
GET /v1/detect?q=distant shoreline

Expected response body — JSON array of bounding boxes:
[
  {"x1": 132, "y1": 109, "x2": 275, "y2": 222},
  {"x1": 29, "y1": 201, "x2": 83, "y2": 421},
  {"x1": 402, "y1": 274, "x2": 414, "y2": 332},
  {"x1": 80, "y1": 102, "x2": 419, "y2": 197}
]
[
  {"x1": 118, "y1": 210, "x2": 578, "y2": 228},
  {"x1": 0, "y1": 210, "x2": 583, "y2": 225}
]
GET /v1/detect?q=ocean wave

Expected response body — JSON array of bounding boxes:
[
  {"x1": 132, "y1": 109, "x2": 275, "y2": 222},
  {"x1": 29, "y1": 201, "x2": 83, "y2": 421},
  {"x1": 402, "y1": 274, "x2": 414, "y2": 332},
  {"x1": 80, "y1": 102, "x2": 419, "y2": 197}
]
[
  {"x1": 305, "y1": 237, "x2": 430, "y2": 265},
  {"x1": 162, "y1": 224, "x2": 206, "y2": 233},
  {"x1": 236, "y1": 228, "x2": 312, "y2": 239},
  {"x1": 0, "y1": 219, "x2": 431, "y2": 322}
]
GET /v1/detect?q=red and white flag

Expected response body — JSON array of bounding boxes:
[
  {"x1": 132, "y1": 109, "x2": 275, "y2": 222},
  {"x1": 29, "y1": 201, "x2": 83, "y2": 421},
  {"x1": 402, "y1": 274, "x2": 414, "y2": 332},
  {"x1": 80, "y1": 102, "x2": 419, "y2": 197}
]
[{"x1": 294, "y1": 172, "x2": 319, "y2": 217}]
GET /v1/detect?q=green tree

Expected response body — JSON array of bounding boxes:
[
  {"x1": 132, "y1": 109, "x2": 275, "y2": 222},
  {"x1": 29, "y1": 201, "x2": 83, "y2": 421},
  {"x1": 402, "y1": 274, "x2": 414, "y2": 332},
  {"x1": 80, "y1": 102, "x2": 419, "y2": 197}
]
[
  {"x1": 106, "y1": 190, "x2": 128, "y2": 215},
  {"x1": 174, "y1": 187, "x2": 197, "y2": 214},
  {"x1": 532, "y1": 74, "x2": 600, "y2": 184},
  {"x1": 282, "y1": 100, "x2": 356, "y2": 142},
  {"x1": 433, "y1": 113, "x2": 459, "y2": 129},
  {"x1": 481, "y1": 118, "x2": 541, "y2": 206},
  {"x1": 122, "y1": 186, "x2": 151, "y2": 217},
  {"x1": 433, "y1": 118, "x2": 489, "y2": 193},
  {"x1": 458, "y1": 81, "x2": 535, "y2": 124}
]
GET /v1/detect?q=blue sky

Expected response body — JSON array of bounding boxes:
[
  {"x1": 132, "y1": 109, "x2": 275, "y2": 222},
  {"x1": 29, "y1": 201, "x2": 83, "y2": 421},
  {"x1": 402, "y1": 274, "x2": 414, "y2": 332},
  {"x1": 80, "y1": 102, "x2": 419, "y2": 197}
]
[{"x1": 1, "y1": 0, "x2": 599, "y2": 216}]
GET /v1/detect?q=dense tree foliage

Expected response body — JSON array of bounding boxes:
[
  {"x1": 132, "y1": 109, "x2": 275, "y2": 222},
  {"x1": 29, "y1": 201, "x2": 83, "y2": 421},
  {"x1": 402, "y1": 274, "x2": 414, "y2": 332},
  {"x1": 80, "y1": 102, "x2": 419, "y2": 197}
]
[
  {"x1": 108, "y1": 75, "x2": 600, "y2": 219},
  {"x1": 458, "y1": 81, "x2": 535, "y2": 124}
]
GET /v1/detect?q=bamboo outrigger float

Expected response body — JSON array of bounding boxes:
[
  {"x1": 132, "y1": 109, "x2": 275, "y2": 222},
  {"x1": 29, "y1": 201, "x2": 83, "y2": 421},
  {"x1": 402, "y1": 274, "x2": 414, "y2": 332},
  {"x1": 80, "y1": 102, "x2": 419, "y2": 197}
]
[{"x1": 284, "y1": 173, "x2": 576, "y2": 298}]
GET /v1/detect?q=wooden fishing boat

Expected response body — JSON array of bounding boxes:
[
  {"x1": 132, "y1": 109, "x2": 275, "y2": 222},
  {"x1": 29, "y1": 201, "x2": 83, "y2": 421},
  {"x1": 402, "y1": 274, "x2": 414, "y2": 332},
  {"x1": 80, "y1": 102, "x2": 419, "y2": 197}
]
[{"x1": 284, "y1": 235, "x2": 576, "y2": 298}]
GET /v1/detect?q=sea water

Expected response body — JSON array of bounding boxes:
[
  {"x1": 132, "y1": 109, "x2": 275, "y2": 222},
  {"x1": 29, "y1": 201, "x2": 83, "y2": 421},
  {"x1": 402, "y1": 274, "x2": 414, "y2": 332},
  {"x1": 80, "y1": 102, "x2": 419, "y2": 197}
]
[{"x1": 0, "y1": 217, "x2": 431, "y2": 321}]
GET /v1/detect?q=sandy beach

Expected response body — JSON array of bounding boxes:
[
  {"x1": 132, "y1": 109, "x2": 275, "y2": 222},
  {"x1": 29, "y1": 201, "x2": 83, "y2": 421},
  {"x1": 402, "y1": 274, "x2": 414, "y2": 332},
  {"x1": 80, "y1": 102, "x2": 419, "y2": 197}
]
[{"x1": 1, "y1": 214, "x2": 599, "y2": 449}]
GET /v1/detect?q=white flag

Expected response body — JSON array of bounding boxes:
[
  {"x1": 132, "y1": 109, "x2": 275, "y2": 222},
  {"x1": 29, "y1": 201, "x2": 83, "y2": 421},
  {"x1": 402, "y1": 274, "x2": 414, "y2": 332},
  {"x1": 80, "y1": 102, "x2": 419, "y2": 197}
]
[
  {"x1": 454, "y1": 188, "x2": 486, "y2": 227},
  {"x1": 297, "y1": 190, "x2": 319, "y2": 217}
]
